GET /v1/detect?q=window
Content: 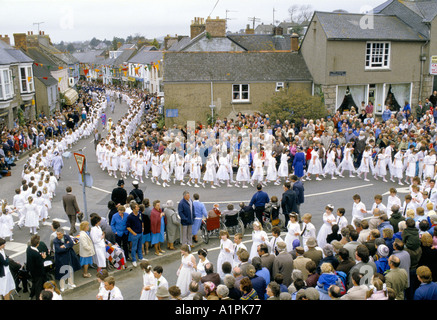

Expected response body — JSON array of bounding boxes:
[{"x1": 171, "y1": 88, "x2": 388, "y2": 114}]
[
  {"x1": 232, "y1": 84, "x2": 249, "y2": 102},
  {"x1": 366, "y1": 42, "x2": 390, "y2": 69},
  {"x1": 0, "y1": 69, "x2": 13, "y2": 100},
  {"x1": 19, "y1": 66, "x2": 34, "y2": 93},
  {"x1": 276, "y1": 82, "x2": 284, "y2": 91}
]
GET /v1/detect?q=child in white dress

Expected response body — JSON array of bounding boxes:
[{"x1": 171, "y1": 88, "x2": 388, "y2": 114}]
[
  {"x1": 356, "y1": 146, "x2": 372, "y2": 181},
  {"x1": 235, "y1": 152, "x2": 250, "y2": 189},
  {"x1": 140, "y1": 261, "x2": 156, "y2": 300},
  {"x1": 0, "y1": 203, "x2": 14, "y2": 241},
  {"x1": 277, "y1": 149, "x2": 289, "y2": 181},
  {"x1": 374, "y1": 149, "x2": 388, "y2": 182},
  {"x1": 316, "y1": 204, "x2": 336, "y2": 249},
  {"x1": 339, "y1": 143, "x2": 356, "y2": 177},
  {"x1": 307, "y1": 147, "x2": 323, "y2": 181},
  {"x1": 324, "y1": 145, "x2": 339, "y2": 179},
  {"x1": 203, "y1": 155, "x2": 217, "y2": 188},
  {"x1": 216, "y1": 153, "x2": 231, "y2": 187},
  {"x1": 284, "y1": 213, "x2": 301, "y2": 253},
  {"x1": 174, "y1": 154, "x2": 185, "y2": 185}
]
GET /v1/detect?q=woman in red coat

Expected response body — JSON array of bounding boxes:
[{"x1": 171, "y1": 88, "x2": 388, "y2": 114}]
[{"x1": 150, "y1": 200, "x2": 167, "y2": 256}]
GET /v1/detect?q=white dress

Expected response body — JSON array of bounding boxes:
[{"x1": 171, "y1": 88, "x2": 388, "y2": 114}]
[
  {"x1": 23, "y1": 203, "x2": 39, "y2": 228},
  {"x1": 140, "y1": 271, "x2": 156, "y2": 300},
  {"x1": 284, "y1": 221, "x2": 301, "y2": 252},
  {"x1": 217, "y1": 238, "x2": 234, "y2": 278},
  {"x1": 277, "y1": 153, "x2": 289, "y2": 178},
  {"x1": 176, "y1": 253, "x2": 195, "y2": 297},
  {"x1": 203, "y1": 158, "x2": 216, "y2": 182},
  {"x1": 316, "y1": 212, "x2": 336, "y2": 249},
  {"x1": 0, "y1": 214, "x2": 14, "y2": 238},
  {"x1": 236, "y1": 156, "x2": 250, "y2": 182},
  {"x1": 339, "y1": 148, "x2": 355, "y2": 172},
  {"x1": 216, "y1": 157, "x2": 230, "y2": 181},
  {"x1": 323, "y1": 150, "x2": 338, "y2": 175},
  {"x1": 251, "y1": 156, "x2": 264, "y2": 182},
  {"x1": 197, "y1": 257, "x2": 210, "y2": 277},
  {"x1": 250, "y1": 230, "x2": 268, "y2": 260},
  {"x1": 0, "y1": 250, "x2": 15, "y2": 296},
  {"x1": 175, "y1": 158, "x2": 185, "y2": 181},
  {"x1": 265, "y1": 156, "x2": 278, "y2": 181},
  {"x1": 423, "y1": 154, "x2": 436, "y2": 179},
  {"x1": 406, "y1": 153, "x2": 418, "y2": 177},
  {"x1": 392, "y1": 152, "x2": 404, "y2": 179},
  {"x1": 374, "y1": 154, "x2": 387, "y2": 176},
  {"x1": 307, "y1": 150, "x2": 323, "y2": 175},
  {"x1": 90, "y1": 226, "x2": 106, "y2": 268},
  {"x1": 357, "y1": 150, "x2": 371, "y2": 174}
]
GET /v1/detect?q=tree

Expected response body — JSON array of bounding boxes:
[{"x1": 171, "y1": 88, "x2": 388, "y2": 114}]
[
  {"x1": 288, "y1": 4, "x2": 314, "y2": 24},
  {"x1": 66, "y1": 43, "x2": 75, "y2": 53},
  {"x1": 261, "y1": 88, "x2": 327, "y2": 126}
]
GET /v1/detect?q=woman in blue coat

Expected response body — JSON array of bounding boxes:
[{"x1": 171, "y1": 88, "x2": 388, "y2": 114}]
[
  {"x1": 292, "y1": 147, "x2": 306, "y2": 178},
  {"x1": 53, "y1": 229, "x2": 81, "y2": 292}
]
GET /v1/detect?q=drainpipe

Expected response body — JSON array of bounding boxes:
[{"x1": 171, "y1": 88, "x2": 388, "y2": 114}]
[{"x1": 420, "y1": 40, "x2": 430, "y2": 102}]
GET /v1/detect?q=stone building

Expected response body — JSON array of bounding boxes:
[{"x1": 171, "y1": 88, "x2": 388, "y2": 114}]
[{"x1": 300, "y1": 0, "x2": 437, "y2": 115}]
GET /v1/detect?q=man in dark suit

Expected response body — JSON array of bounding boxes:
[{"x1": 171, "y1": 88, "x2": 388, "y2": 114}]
[
  {"x1": 200, "y1": 262, "x2": 221, "y2": 287},
  {"x1": 178, "y1": 191, "x2": 194, "y2": 247},
  {"x1": 272, "y1": 241, "x2": 294, "y2": 287},
  {"x1": 281, "y1": 181, "x2": 299, "y2": 224},
  {"x1": 111, "y1": 180, "x2": 127, "y2": 206},
  {"x1": 258, "y1": 243, "x2": 275, "y2": 280},
  {"x1": 62, "y1": 186, "x2": 80, "y2": 235},
  {"x1": 237, "y1": 249, "x2": 252, "y2": 277},
  {"x1": 26, "y1": 235, "x2": 46, "y2": 300},
  {"x1": 290, "y1": 175, "x2": 304, "y2": 222}
]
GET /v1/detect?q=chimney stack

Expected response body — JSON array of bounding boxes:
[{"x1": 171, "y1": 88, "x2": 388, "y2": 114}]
[
  {"x1": 245, "y1": 24, "x2": 254, "y2": 34},
  {"x1": 0, "y1": 35, "x2": 11, "y2": 45},
  {"x1": 274, "y1": 26, "x2": 283, "y2": 36},
  {"x1": 291, "y1": 33, "x2": 299, "y2": 51},
  {"x1": 205, "y1": 16, "x2": 226, "y2": 38},
  {"x1": 190, "y1": 17, "x2": 206, "y2": 39},
  {"x1": 13, "y1": 33, "x2": 27, "y2": 51}
]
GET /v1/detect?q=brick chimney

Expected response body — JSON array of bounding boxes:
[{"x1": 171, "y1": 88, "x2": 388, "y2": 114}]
[
  {"x1": 245, "y1": 24, "x2": 254, "y2": 35},
  {"x1": 291, "y1": 33, "x2": 299, "y2": 51},
  {"x1": 164, "y1": 34, "x2": 179, "y2": 50},
  {"x1": 13, "y1": 33, "x2": 27, "y2": 51},
  {"x1": 0, "y1": 35, "x2": 11, "y2": 45},
  {"x1": 190, "y1": 17, "x2": 206, "y2": 39},
  {"x1": 205, "y1": 16, "x2": 226, "y2": 37},
  {"x1": 274, "y1": 26, "x2": 283, "y2": 36}
]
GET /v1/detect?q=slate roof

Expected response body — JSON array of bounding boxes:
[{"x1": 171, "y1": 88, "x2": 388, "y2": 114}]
[
  {"x1": 163, "y1": 51, "x2": 312, "y2": 83},
  {"x1": 72, "y1": 51, "x2": 106, "y2": 64},
  {"x1": 167, "y1": 36, "x2": 192, "y2": 51},
  {"x1": 0, "y1": 40, "x2": 33, "y2": 65},
  {"x1": 228, "y1": 34, "x2": 293, "y2": 51},
  {"x1": 128, "y1": 46, "x2": 162, "y2": 64},
  {"x1": 26, "y1": 47, "x2": 59, "y2": 67},
  {"x1": 33, "y1": 63, "x2": 57, "y2": 86},
  {"x1": 113, "y1": 48, "x2": 136, "y2": 67},
  {"x1": 314, "y1": 11, "x2": 427, "y2": 41},
  {"x1": 373, "y1": 0, "x2": 437, "y2": 39}
]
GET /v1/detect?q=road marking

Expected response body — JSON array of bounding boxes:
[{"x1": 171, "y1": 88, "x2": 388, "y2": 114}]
[{"x1": 91, "y1": 186, "x2": 112, "y2": 194}]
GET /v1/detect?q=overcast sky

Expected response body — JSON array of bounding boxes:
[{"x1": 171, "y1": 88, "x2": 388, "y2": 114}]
[{"x1": 1, "y1": 0, "x2": 385, "y2": 43}]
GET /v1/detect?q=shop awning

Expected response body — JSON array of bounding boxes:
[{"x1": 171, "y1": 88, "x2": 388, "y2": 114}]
[{"x1": 64, "y1": 88, "x2": 78, "y2": 105}]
